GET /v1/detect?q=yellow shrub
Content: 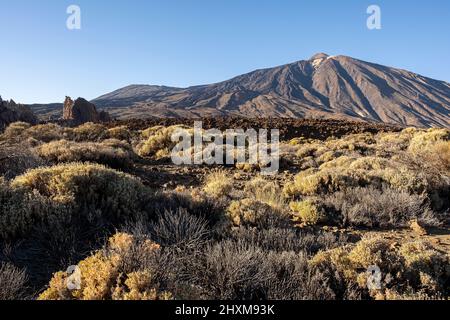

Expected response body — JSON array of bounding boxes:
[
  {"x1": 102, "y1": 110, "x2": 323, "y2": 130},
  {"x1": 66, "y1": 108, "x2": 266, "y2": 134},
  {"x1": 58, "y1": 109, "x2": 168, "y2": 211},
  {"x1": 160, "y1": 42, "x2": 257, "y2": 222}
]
[
  {"x1": 39, "y1": 233, "x2": 171, "y2": 300},
  {"x1": 1, "y1": 122, "x2": 31, "y2": 140},
  {"x1": 311, "y1": 236, "x2": 448, "y2": 298},
  {"x1": 36, "y1": 139, "x2": 134, "y2": 169},
  {"x1": 227, "y1": 198, "x2": 288, "y2": 228},
  {"x1": 348, "y1": 157, "x2": 390, "y2": 171},
  {"x1": 140, "y1": 125, "x2": 165, "y2": 139},
  {"x1": 70, "y1": 122, "x2": 108, "y2": 141},
  {"x1": 319, "y1": 156, "x2": 357, "y2": 170},
  {"x1": 244, "y1": 177, "x2": 286, "y2": 210},
  {"x1": 23, "y1": 123, "x2": 65, "y2": 142},
  {"x1": 138, "y1": 125, "x2": 191, "y2": 159},
  {"x1": 408, "y1": 128, "x2": 450, "y2": 153},
  {"x1": 289, "y1": 200, "x2": 323, "y2": 225},
  {"x1": 284, "y1": 168, "x2": 360, "y2": 196},
  {"x1": 107, "y1": 126, "x2": 132, "y2": 141},
  {"x1": 203, "y1": 170, "x2": 233, "y2": 198},
  {"x1": 11, "y1": 163, "x2": 149, "y2": 222}
]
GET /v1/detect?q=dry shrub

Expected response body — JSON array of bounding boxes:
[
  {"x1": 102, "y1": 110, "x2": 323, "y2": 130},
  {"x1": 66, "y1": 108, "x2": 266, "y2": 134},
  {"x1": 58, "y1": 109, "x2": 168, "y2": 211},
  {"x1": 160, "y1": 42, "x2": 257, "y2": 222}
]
[
  {"x1": 107, "y1": 125, "x2": 132, "y2": 141},
  {"x1": 0, "y1": 262, "x2": 28, "y2": 300},
  {"x1": 6, "y1": 163, "x2": 150, "y2": 237},
  {"x1": 408, "y1": 128, "x2": 450, "y2": 154},
  {"x1": 289, "y1": 199, "x2": 325, "y2": 225},
  {"x1": 187, "y1": 241, "x2": 334, "y2": 300},
  {"x1": 22, "y1": 123, "x2": 65, "y2": 142},
  {"x1": 69, "y1": 122, "x2": 108, "y2": 142},
  {"x1": 0, "y1": 142, "x2": 46, "y2": 179},
  {"x1": 39, "y1": 233, "x2": 172, "y2": 300},
  {"x1": 150, "y1": 209, "x2": 209, "y2": 249},
  {"x1": 323, "y1": 186, "x2": 439, "y2": 228},
  {"x1": 229, "y1": 227, "x2": 348, "y2": 254},
  {"x1": 311, "y1": 236, "x2": 449, "y2": 299},
  {"x1": 0, "y1": 177, "x2": 48, "y2": 239},
  {"x1": 138, "y1": 125, "x2": 191, "y2": 159},
  {"x1": 36, "y1": 139, "x2": 134, "y2": 169},
  {"x1": 0, "y1": 122, "x2": 31, "y2": 140},
  {"x1": 140, "y1": 125, "x2": 165, "y2": 139},
  {"x1": 227, "y1": 199, "x2": 289, "y2": 229},
  {"x1": 203, "y1": 170, "x2": 233, "y2": 198},
  {"x1": 244, "y1": 176, "x2": 286, "y2": 210},
  {"x1": 283, "y1": 168, "x2": 362, "y2": 197}
]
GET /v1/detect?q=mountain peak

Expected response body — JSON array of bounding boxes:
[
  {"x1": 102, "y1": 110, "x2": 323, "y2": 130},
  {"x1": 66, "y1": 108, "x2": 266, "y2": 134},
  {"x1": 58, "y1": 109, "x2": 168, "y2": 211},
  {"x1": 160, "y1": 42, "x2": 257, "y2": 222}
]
[
  {"x1": 309, "y1": 53, "x2": 329, "y2": 61},
  {"x1": 85, "y1": 53, "x2": 450, "y2": 127}
]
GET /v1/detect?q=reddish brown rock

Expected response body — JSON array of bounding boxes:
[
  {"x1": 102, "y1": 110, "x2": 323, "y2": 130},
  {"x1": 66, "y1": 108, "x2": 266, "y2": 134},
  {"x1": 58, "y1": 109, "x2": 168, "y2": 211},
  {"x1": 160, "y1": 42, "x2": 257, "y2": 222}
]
[{"x1": 62, "y1": 96, "x2": 111, "y2": 125}]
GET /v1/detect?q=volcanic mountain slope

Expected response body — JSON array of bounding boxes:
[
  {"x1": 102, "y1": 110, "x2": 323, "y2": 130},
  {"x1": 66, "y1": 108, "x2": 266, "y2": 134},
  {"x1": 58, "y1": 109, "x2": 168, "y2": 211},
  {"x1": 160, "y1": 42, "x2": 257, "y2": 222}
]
[{"x1": 31, "y1": 53, "x2": 450, "y2": 127}]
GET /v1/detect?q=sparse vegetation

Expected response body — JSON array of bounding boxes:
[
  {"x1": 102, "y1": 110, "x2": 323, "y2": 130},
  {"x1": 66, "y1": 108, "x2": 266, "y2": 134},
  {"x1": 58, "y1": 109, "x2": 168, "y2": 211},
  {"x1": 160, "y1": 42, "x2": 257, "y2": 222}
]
[{"x1": 0, "y1": 120, "x2": 448, "y2": 300}]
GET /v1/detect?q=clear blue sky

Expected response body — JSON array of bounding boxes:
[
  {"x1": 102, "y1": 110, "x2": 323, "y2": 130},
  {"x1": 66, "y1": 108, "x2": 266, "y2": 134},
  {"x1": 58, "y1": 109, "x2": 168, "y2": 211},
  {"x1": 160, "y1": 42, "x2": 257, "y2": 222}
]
[{"x1": 1, "y1": 0, "x2": 449, "y2": 104}]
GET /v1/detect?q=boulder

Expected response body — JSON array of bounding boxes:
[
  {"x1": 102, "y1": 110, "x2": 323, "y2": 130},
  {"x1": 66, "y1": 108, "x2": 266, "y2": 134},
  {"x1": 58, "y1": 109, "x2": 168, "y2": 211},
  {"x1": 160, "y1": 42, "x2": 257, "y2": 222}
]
[
  {"x1": 0, "y1": 97, "x2": 38, "y2": 131},
  {"x1": 62, "y1": 96, "x2": 111, "y2": 125}
]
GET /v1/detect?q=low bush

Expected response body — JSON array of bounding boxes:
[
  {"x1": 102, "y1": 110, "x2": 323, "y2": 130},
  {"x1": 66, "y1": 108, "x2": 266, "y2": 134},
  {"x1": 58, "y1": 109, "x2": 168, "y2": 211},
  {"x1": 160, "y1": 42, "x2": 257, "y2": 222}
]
[
  {"x1": 39, "y1": 233, "x2": 172, "y2": 300},
  {"x1": 1, "y1": 163, "x2": 151, "y2": 239},
  {"x1": 227, "y1": 199, "x2": 289, "y2": 229},
  {"x1": 0, "y1": 262, "x2": 28, "y2": 300},
  {"x1": 150, "y1": 209, "x2": 209, "y2": 249},
  {"x1": 0, "y1": 122, "x2": 31, "y2": 140},
  {"x1": 69, "y1": 122, "x2": 108, "y2": 142},
  {"x1": 186, "y1": 240, "x2": 335, "y2": 300},
  {"x1": 290, "y1": 200, "x2": 325, "y2": 225},
  {"x1": 203, "y1": 170, "x2": 233, "y2": 198},
  {"x1": 138, "y1": 125, "x2": 191, "y2": 159},
  {"x1": 323, "y1": 186, "x2": 440, "y2": 228},
  {"x1": 311, "y1": 236, "x2": 449, "y2": 299},
  {"x1": 107, "y1": 126, "x2": 132, "y2": 141},
  {"x1": 22, "y1": 123, "x2": 65, "y2": 142},
  {"x1": 0, "y1": 142, "x2": 46, "y2": 179},
  {"x1": 243, "y1": 177, "x2": 286, "y2": 210},
  {"x1": 36, "y1": 139, "x2": 134, "y2": 169}
]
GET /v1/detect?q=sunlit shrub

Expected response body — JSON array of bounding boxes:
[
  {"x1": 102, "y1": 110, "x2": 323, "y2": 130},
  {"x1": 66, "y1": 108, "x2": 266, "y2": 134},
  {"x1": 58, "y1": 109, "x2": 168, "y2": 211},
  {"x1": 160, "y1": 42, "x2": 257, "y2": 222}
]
[
  {"x1": 283, "y1": 168, "x2": 361, "y2": 197},
  {"x1": 138, "y1": 125, "x2": 191, "y2": 159},
  {"x1": 39, "y1": 233, "x2": 172, "y2": 300},
  {"x1": 289, "y1": 200, "x2": 324, "y2": 225},
  {"x1": 311, "y1": 236, "x2": 449, "y2": 299},
  {"x1": 107, "y1": 125, "x2": 132, "y2": 141},
  {"x1": 244, "y1": 177, "x2": 286, "y2": 210},
  {"x1": 0, "y1": 122, "x2": 31, "y2": 140},
  {"x1": 70, "y1": 122, "x2": 108, "y2": 142},
  {"x1": 11, "y1": 163, "x2": 150, "y2": 224},
  {"x1": 23, "y1": 123, "x2": 65, "y2": 142},
  {"x1": 36, "y1": 139, "x2": 134, "y2": 169},
  {"x1": 227, "y1": 198, "x2": 289, "y2": 228},
  {"x1": 203, "y1": 170, "x2": 233, "y2": 198},
  {"x1": 408, "y1": 128, "x2": 450, "y2": 153}
]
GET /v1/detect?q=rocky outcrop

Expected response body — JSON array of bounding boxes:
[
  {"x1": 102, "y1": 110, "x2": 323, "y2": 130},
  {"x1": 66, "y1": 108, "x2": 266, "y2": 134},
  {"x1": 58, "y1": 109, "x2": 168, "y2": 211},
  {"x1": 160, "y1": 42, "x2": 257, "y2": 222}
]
[
  {"x1": 0, "y1": 96, "x2": 38, "y2": 131},
  {"x1": 62, "y1": 96, "x2": 111, "y2": 125}
]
